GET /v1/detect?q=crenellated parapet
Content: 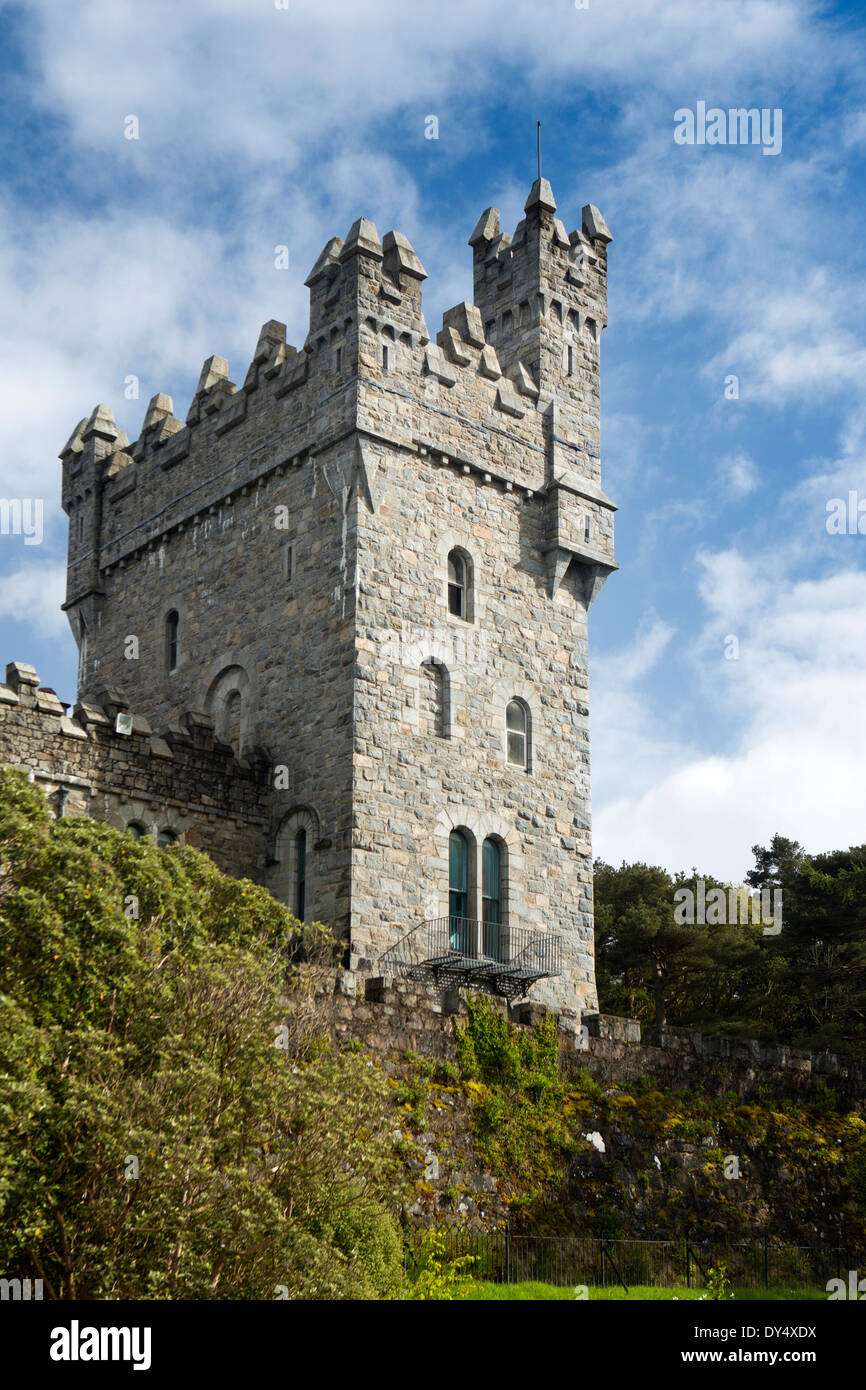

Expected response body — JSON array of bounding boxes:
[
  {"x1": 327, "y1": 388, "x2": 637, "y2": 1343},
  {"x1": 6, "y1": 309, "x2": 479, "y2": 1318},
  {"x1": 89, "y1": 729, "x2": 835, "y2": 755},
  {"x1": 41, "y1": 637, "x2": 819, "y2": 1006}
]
[
  {"x1": 57, "y1": 215, "x2": 434, "y2": 592},
  {"x1": 0, "y1": 660, "x2": 272, "y2": 877},
  {"x1": 0, "y1": 661, "x2": 270, "y2": 768},
  {"x1": 59, "y1": 185, "x2": 613, "y2": 554},
  {"x1": 58, "y1": 179, "x2": 617, "y2": 702},
  {"x1": 469, "y1": 178, "x2": 612, "y2": 383}
]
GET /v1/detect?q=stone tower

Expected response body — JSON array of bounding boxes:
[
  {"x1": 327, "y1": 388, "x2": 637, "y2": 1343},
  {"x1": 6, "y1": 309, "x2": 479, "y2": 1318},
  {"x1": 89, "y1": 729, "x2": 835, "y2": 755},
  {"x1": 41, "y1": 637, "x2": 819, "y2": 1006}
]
[{"x1": 58, "y1": 179, "x2": 616, "y2": 1012}]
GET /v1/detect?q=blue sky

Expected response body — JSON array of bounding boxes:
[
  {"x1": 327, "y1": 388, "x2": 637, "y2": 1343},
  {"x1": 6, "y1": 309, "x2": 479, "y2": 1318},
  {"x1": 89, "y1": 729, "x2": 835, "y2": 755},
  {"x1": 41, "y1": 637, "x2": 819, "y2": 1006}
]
[{"x1": 1, "y1": 0, "x2": 864, "y2": 880}]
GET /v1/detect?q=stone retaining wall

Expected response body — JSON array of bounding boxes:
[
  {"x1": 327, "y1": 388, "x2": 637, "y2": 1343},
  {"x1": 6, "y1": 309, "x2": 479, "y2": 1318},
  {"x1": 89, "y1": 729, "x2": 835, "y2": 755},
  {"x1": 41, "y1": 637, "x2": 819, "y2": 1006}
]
[{"x1": 325, "y1": 970, "x2": 866, "y2": 1110}]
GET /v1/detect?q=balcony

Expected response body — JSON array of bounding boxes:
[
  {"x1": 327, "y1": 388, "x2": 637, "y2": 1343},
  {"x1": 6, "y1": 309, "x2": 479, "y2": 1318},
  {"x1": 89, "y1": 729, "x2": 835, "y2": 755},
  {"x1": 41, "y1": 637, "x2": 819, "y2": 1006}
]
[{"x1": 379, "y1": 916, "x2": 562, "y2": 1001}]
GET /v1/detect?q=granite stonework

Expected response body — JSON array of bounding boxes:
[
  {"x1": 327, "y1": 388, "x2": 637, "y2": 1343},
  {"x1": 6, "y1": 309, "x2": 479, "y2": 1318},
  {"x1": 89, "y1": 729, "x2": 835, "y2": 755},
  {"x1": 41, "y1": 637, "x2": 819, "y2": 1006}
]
[
  {"x1": 323, "y1": 974, "x2": 866, "y2": 1112},
  {"x1": 0, "y1": 661, "x2": 270, "y2": 877},
  {"x1": 11, "y1": 178, "x2": 619, "y2": 1011}
]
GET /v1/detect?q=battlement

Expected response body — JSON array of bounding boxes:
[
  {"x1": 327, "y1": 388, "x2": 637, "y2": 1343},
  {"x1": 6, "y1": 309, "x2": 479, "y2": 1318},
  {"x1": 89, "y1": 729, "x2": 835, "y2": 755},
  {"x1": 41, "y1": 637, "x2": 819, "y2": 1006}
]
[
  {"x1": 0, "y1": 660, "x2": 269, "y2": 768},
  {"x1": 60, "y1": 181, "x2": 613, "y2": 567},
  {"x1": 469, "y1": 179, "x2": 611, "y2": 378},
  {"x1": 0, "y1": 660, "x2": 271, "y2": 873}
]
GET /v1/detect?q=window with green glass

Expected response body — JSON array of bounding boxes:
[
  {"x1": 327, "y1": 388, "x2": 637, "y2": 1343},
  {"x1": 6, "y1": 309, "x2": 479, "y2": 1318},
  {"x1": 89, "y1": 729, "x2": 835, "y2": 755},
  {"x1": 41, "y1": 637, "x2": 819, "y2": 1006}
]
[
  {"x1": 482, "y1": 837, "x2": 501, "y2": 959},
  {"x1": 449, "y1": 829, "x2": 469, "y2": 950}
]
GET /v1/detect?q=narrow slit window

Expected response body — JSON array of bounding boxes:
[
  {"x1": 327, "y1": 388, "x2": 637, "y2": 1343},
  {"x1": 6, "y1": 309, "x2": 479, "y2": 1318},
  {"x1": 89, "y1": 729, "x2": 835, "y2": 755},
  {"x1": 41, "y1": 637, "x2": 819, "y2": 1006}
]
[
  {"x1": 166, "y1": 611, "x2": 179, "y2": 674},
  {"x1": 382, "y1": 344, "x2": 390, "y2": 372},
  {"x1": 296, "y1": 829, "x2": 307, "y2": 921},
  {"x1": 506, "y1": 699, "x2": 528, "y2": 769}
]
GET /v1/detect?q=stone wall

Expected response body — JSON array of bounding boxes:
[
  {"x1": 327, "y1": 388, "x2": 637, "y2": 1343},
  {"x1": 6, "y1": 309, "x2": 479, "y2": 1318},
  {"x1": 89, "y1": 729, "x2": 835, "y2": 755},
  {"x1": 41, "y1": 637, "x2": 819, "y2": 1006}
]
[
  {"x1": 0, "y1": 661, "x2": 271, "y2": 880},
  {"x1": 49, "y1": 178, "x2": 619, "y2": 1002},
  {"x1": 325, "y1": 971, "x2": 866, "y2": 1111}
]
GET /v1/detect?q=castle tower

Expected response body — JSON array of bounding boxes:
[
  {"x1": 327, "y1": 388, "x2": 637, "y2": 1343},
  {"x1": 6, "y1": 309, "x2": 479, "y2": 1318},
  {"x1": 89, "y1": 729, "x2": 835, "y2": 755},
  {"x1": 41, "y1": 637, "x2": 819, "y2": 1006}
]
[{"x1": 58, "y1": 180, "x2": 617, "y2": 1013}]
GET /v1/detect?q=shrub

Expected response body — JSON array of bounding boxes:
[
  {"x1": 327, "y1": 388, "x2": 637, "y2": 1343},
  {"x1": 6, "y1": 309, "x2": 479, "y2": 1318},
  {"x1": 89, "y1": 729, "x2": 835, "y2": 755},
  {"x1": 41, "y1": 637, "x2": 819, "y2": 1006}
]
[{"x1": 0, "y1": 765, "x2": 408, "y2": 1300}]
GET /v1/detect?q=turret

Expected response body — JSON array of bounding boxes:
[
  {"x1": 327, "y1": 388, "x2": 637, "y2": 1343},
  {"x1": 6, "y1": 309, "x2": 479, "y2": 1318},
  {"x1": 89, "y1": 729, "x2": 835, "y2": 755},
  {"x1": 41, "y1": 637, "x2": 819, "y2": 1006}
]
[
  {"x1": 305, "y1": 218, "x2": 428, "y2": 385},
  {"x1": 468, "y1": 179, "x2": 616, "y2": 601},
  {"x1": 469, "y1": 179, "x2": 612, "y2": 481},
  {"x1": 60, "y1": 404, "x2": 129, "y2": 669}
]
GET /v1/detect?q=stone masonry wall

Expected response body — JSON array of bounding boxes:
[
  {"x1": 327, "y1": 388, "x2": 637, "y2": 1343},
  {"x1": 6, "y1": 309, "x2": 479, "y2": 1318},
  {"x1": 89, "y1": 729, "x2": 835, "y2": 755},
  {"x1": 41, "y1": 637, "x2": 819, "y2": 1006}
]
[
  {"x1": 0, "y1": 661, "x2": 271, "y2": 879},
  {"x1": 326, "y1": 972, "x2": 866, "y2": 1112},
  {"x1": 350, "y1": 440, "x2": 598, "y2": 1013},
  {"x1": 51, "y1": 178, "x2": 618, "y2": 1000}
]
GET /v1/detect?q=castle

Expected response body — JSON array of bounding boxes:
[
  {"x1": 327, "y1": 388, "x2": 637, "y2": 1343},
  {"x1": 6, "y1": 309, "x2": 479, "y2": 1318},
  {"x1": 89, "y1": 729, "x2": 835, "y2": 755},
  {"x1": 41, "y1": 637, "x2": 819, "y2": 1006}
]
[{"x1": 0, "y1": 179, "x2": 617, "y2": 1014}]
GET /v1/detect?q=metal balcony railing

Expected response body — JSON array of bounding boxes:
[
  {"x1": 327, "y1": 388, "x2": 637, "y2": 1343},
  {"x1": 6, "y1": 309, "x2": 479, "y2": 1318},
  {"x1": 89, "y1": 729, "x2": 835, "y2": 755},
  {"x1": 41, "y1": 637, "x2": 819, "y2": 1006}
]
[{"x1": 379, "y1": 917, "x2": 562, "y2": 1001}]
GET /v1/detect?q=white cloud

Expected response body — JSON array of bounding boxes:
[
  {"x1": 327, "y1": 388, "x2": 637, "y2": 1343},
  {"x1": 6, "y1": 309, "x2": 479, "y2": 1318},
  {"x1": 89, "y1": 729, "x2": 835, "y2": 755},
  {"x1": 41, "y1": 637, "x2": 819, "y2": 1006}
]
[
  {"x1": 695, "y1": 547, "x2": 770, "y2": 622},
  {"x1": 0, "y1": 562, "x2": 67, "y2": 639},
  {"x1": 719, "y1": 450, "x2": 759, "y2": 496},
  {"x1": 19, "y1": 0, "x2": 834, "y2": 176},
  {"x1": 593, "y1": 555, "x2": 866, "y2": 880}
]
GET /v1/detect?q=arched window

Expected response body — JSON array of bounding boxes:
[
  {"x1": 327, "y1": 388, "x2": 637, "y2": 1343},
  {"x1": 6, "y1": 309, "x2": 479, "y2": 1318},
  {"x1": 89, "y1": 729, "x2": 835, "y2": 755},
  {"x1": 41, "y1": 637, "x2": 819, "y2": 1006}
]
[
  {"x1": 274, "y1": 807, "x2": 318, "y2": 923},
  {"x1": 158, "y1": 827, "x2": 179, "y2": 848},
  {"x1": 447, "y1": 550, "x2": 468, "y2": 619},
  {"x1": 166, "y1": 611, "x2": 179, "y2": 674},
  {"x1": 295, "y1": 828, "x2": 307, "y2": 920},
  {"x1": 482, "y1": 837, "x2": 502, "y2": 944},
  {"x1": 127, "y1": 820, "x2": 147, "y2": 840},
  {"x1": 449, "y1": 829, "x2": 469, "y2": 951},
  {"x1": 506, "y1": 699, "x2": 529, "y2": 769}
]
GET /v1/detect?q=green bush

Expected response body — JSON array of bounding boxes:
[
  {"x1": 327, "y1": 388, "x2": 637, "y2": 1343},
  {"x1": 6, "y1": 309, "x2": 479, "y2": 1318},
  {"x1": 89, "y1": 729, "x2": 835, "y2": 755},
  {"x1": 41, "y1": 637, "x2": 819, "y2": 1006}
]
[
  {"x1": 406, "y1": 1231, "x2": 477, "y2": 1300},
  {"x1": 0, "y1": 765, "x2": 408, "y2": 1300},
  {"x1": 453, "y1": 994, "x2": 573, "y2": 1208}
]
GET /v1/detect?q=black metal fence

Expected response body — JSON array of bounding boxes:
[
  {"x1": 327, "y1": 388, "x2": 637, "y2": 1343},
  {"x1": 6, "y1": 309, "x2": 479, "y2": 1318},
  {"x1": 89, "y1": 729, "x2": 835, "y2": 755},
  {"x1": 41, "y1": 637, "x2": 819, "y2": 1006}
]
[{"x1": 403, "y1": 1228, "x2": 858, "y2": 1293}]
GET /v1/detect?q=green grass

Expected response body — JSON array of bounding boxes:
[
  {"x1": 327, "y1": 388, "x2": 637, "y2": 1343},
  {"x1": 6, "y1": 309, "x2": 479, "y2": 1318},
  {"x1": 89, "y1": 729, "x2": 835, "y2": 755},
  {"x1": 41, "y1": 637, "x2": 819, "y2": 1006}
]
[{"x1": 454, "y1": 1281, "x2": 828, "y2": 1301}]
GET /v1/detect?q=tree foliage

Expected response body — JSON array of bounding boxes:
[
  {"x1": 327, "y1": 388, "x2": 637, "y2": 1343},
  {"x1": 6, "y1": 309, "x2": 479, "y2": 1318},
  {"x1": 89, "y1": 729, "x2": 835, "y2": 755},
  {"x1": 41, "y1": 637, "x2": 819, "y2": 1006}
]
[
  {"x1": 0, "y1": 766, "x2": 406, "y2": 1299},
  {"x1": 595, "y1": 832, "x2": 866, "y2": 1057}
]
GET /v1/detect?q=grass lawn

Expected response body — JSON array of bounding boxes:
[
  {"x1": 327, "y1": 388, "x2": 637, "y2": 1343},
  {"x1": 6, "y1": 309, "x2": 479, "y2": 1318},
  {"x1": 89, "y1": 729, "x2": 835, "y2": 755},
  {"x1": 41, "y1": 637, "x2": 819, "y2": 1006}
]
[{"x1": 455, "y1": 1281, "x2": 827, "y2": 1301}]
